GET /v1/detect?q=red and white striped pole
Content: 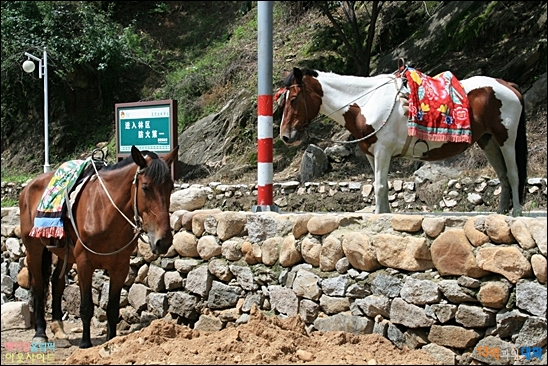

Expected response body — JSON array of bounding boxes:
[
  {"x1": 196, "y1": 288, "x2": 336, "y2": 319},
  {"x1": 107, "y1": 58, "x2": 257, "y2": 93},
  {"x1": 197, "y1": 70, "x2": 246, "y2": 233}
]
[
  {"x1": 253, "y1": 1, "x2": 278, "y2": 212},
  {"x1": 257, "y1": 93, "x2": 273, "y2": 207}
]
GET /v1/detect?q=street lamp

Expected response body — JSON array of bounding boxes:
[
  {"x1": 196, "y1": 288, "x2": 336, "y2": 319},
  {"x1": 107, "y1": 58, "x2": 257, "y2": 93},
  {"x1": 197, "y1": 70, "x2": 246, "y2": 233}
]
[{"x1": 22, "y1": 48, "x2": 50, "y2": 173}]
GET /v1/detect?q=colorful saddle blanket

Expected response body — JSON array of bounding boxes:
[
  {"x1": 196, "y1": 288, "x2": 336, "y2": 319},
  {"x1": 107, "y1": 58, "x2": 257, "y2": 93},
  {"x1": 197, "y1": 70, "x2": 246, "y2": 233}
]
[
  {"x1": 29, "y1": 158, "x2": 92, "y2": 239},
  {"x1": 403, "y1": 67, "x2": 472, "y2": 143}
]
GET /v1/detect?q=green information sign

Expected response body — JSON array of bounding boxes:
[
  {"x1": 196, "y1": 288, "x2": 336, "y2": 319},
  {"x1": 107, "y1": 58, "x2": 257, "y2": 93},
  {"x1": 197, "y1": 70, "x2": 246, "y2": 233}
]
[
  {"x1": 115, "y1": 99, "x2": 178, "y2": 178},
  {"x1": 116, "y1": 100, "x2": 177, "y2": 153}
]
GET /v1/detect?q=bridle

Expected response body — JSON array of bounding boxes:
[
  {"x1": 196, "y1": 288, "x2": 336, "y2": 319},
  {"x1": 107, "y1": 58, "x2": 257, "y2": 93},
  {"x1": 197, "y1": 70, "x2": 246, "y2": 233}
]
[
  {"x1": 280, "y1": 83, "x2": 309, "y2": 131},
  {"x1": 65, "y1": 160, "x2": 148, "y2": 257},
  {"x1": 280, "y1": 68, "x2": 407, "y2": 145}
]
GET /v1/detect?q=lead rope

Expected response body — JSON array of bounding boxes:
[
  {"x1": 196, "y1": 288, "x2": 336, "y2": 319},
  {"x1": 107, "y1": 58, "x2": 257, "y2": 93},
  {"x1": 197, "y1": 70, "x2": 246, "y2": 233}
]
[{"x1": 65, "y1": 163, "x2": 145, "y2": 256}]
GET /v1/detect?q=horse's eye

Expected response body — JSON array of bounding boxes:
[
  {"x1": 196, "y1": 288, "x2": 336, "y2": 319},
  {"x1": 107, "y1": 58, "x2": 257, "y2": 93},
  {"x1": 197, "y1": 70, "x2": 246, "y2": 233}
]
[
  {"x1": 290, "y1": 97, "x2": 297, "y2": 105},
  {"x1": 142, "y1": 184, "x2": 149, "y2": 192}
]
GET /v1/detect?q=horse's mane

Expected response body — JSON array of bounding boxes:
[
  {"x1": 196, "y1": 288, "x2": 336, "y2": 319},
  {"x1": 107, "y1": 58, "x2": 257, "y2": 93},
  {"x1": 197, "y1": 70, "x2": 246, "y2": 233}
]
[
  {"x1": 144, "y1": 157, "x2": 172, "y2": 185},
  {"x1": 102, "y1": 150, "x2": 171, "y2": 185},
  {"x1": 283, "y1": 68, "x2": 318, "y2": 87}
]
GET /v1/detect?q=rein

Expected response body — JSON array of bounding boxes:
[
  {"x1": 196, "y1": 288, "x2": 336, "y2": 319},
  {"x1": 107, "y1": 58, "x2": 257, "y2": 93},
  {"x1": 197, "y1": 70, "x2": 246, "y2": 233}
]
[
  {"x1": 295, "y1": 68, "x2": 407, "y2": 145},
  {"x1": 65, "y1": 162, "x2": 147, "y2": 256}
]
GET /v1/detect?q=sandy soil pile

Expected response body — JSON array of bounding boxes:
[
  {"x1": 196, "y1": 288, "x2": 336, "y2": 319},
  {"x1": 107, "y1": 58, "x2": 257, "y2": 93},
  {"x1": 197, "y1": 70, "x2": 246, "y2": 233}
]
[{"x1": 60, "y1": 306, "x2": 439, "y2": 365}]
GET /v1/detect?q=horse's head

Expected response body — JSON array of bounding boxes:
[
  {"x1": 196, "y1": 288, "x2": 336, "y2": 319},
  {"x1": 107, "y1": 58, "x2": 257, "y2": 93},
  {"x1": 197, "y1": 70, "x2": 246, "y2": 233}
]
[
  {"x1": 131, "y1": 145, "x2": 178, "y2": 255},
  {"x1": 278, "y1": 67, "x2": 322, "y2": 146}
]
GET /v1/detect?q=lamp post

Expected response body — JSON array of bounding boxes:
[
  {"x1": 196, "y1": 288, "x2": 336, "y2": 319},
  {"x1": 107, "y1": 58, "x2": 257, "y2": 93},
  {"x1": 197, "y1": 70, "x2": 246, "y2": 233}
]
[{"x1": 22, "y1": 48, "x2": 50, "y2": 173}]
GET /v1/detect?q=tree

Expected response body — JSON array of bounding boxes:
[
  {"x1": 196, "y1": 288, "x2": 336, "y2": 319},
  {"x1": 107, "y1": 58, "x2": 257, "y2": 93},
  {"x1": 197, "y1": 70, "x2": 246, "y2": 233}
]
[
  {"x1": 314, "y1": 1, "x2": 384, "y2": 76},
  {"x1": 1, "y1": 1, "x2": 151, "y2": 172}
]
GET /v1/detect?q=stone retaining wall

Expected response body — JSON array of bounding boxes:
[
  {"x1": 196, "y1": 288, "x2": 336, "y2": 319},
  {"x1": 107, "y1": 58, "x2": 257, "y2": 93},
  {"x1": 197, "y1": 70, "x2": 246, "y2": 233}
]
[
  {"x1": 1, "y1": 208, "x2": 547, "y2": 365},
  {"x1": 3, "y1": 175, "x2": 547, "y2": 213}
]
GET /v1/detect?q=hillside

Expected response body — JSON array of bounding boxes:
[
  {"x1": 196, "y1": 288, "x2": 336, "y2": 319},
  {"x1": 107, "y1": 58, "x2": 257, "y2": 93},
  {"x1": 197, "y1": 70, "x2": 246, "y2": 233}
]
[
  {"x1": 169, "y1": 1, "x2": 547, "y2": 186},
  {"x1": 1, "y1": 1, "x2": 546, "y2": 193}
]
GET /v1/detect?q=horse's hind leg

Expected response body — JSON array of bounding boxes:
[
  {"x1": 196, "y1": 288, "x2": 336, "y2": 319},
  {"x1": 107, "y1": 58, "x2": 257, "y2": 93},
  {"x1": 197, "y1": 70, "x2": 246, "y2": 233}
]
[
  {"x1": 499, "y1": 143, "x2": 524, "y2": 216},
  {"x1": 26, "y1": 242, "x2": 52, "y2": 343},
  {"x1": 478, "y1": 136, "x2": 512, "y2": 213},
  {"x1": 50, "y1": 255, "x2": 70, "y2": 340}
]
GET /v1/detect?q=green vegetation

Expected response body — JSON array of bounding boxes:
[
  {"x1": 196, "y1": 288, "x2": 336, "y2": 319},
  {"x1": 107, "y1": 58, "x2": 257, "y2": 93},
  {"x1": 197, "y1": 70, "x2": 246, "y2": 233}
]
[
  {"x1": 0, "y1": 168, "x2": 33, "y2": 207},
  {"x1": 1, "y1": 1, "x2": 546, "y2": 181},
  {"x1": 246, "y1": 152, "x2": 258, "y2": 166},
  {"x1": 0, "y1": 169, "x2": 32, "y2": 185},
  {"x1": 3, "y1": 1, "x2": 398, "y2": 174},
  {"x1": 1, "y1": 1, "x2": 150, "y2": 175},
  {"x1": 1, "y1": 198, "x2": 18, "y2": 208}
]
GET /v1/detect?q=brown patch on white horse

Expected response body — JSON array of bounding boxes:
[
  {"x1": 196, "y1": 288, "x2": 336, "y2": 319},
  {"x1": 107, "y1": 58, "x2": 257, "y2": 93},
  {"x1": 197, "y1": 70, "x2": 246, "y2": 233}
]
[{"x1": 342, "y1": 103, "x2": 377, "y2": 156}]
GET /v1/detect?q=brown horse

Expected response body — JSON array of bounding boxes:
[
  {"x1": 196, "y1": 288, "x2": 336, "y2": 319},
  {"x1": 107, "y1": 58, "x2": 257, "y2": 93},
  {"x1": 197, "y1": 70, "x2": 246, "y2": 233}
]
[
  {"x1": 19, "y1": 145, "x2": 178, "y2": 348},
  {"x1": 278, "y1": 66, "x2": 527, "y2": 216}
]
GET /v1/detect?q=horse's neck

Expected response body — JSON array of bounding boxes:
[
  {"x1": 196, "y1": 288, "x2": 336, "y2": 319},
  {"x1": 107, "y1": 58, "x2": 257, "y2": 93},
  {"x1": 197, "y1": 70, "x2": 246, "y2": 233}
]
[
  {"x1": 91, "y1": 166, "x2": 135, "y2": 212},
  {"x1": 316, "y1": 72, "x2": 398, "y2": 127}
]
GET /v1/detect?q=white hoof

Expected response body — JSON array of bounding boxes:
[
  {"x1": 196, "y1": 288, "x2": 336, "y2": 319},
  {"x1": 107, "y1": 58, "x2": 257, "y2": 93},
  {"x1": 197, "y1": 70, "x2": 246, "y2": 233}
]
[{"x1": 51, "y1": 320, "x2": 68, "y2": 339}]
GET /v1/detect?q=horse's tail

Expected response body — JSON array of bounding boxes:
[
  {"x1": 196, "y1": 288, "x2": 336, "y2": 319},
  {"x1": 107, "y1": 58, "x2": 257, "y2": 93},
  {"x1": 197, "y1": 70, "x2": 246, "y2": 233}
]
[{"x1": 515, "y1": 102, "x2": 528, "y2": 205}]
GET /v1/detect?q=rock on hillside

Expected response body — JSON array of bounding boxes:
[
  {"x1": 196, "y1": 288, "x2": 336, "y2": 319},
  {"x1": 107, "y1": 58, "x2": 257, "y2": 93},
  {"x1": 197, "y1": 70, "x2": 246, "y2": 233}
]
[{"x1": 177, "y1": 90, "x2": 258, "y2": 182}]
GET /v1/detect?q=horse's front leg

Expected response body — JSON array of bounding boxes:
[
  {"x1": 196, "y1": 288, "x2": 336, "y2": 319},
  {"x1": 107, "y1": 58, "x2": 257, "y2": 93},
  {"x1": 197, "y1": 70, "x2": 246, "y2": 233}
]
[
  {"x1": 50, "y1": 255, "x2": 70, "y2": 340},
  {"x1": 106, "y1": 263, "x2": 130, "y2": 340},
  {"x1": 76, "y1": 263, "x2": 95, "y2": 348},
  {"x1": 372, "y1": 150, "x2": 392, "y2": 214}
]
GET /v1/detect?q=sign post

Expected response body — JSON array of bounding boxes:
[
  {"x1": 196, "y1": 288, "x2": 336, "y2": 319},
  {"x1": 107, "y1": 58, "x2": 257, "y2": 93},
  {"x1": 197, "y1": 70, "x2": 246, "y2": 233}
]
[{"x1": 115, "y1": 99, "x2": 178, "y2": 179}]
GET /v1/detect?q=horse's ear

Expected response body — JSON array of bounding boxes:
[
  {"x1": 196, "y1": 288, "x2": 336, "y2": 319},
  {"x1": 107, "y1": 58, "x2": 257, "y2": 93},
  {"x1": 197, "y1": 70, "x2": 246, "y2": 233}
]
[
  {"x1": 293, "y1": 67, "x2": 303, "y2": 83},
  {"x1": 283, "y1": 69, "x2": 291, "y2": 78},
  {"x1": 163, "y1": 145, "x2": 179, "y2": 167},
  {"x1": 131, "y1": 145, "x2": 147, "y2": 169}
]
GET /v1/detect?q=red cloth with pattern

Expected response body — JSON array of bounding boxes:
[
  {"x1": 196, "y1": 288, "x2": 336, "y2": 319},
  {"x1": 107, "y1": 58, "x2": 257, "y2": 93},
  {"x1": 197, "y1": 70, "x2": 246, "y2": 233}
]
[{"x1": 404, "y1": 67, "x2": 472, "y2": 143}]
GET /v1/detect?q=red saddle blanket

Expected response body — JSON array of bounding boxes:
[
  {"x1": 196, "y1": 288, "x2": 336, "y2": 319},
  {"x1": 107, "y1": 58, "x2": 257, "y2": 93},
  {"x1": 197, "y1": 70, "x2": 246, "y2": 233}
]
[{"x1": 403, "y1": 67, "x2": 472, "y2": 143}]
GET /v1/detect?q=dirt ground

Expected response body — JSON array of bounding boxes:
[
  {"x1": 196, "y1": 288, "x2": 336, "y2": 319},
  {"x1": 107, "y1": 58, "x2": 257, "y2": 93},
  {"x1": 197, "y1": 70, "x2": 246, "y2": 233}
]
[{"x1": 2, "y1": 306, "x2": 439, "y2": 365}]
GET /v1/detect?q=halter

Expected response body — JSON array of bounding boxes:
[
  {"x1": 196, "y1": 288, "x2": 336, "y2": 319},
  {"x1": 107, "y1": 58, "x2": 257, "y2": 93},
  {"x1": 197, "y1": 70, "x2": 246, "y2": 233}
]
[
  {"x1": 65, "y1": 162, "x2": 147, "y2": 256},
  {"x1": 281, "y1": 83, "x2": 309, "y2": 127}
]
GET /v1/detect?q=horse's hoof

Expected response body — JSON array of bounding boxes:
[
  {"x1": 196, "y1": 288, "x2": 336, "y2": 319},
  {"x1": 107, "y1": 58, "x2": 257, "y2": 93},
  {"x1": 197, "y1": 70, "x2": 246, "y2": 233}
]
[
  {"x1": 79, "y1": 341, "x2": 93, "y2": 349},
  {"x1": 51, "y1": 320, "x2": 68, "y2": 339},
  {"x1": 54, "y1": 339, "x2": 72, "y2": 349},
  {"x1": 32, "y1": 336, "x2": 48, "y2": 344}
]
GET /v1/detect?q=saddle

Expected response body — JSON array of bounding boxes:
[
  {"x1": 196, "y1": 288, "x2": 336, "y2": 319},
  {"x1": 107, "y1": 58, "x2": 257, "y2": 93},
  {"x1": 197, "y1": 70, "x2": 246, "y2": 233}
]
[
  {"x1": 31, "y1": 148, "x2": 108, "y2": 249},
  {"x1": 395, "y1": 58, "x2": 472, "y2": 156}
]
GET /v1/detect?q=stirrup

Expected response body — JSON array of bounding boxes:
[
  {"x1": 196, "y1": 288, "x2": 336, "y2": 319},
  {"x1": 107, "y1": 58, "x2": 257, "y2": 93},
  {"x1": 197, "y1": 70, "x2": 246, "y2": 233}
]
[{"x1": 413, "y1": 139, "x2": 429, "y2": 158}]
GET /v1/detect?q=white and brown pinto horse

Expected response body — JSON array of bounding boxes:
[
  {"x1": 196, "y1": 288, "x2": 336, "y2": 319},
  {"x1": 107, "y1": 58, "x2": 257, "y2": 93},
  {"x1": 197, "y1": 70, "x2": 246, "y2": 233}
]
[{"x1": 278, "y1": 67, "x2": 527, "y2": 216}]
